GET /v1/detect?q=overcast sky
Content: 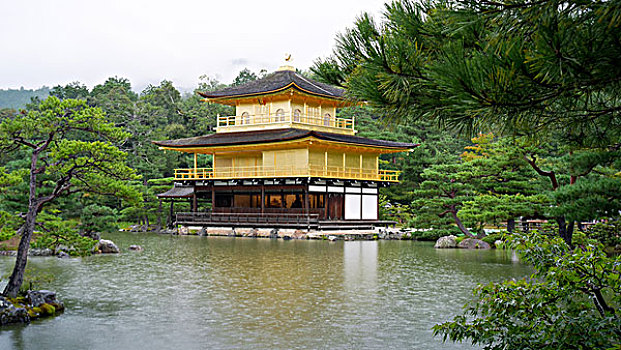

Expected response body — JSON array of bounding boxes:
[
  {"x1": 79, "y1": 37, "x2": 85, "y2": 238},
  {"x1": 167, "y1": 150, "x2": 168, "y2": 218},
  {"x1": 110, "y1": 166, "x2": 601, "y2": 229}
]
[{"x1": 1, "y1": 0, "x2": 385, "y2": 92}]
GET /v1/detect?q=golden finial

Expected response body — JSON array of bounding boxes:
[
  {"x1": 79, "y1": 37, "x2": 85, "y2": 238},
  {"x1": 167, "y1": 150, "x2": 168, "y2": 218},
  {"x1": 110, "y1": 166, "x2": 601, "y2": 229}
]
[{"x1": 277, "y1": 53, "x2": 295, "y2": 71}]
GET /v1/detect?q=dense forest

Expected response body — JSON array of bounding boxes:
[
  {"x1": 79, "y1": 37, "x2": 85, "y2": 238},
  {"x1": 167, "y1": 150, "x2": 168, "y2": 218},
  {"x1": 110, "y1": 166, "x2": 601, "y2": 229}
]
[{"x1": 0, "y1": 87, "x2": 50, "y2": 109}]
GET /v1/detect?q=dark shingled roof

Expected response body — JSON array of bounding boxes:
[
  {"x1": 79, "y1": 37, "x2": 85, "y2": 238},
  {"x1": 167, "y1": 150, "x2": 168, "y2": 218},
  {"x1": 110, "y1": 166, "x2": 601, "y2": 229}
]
[
  {"x1": 198, "y1": 69, "x2": 345, "y2": 100},
  {"x1": 153, "y1": 128, "x2": 418, "y2": 150},
  {"x1": 157, "y1": 186, "x2": 194, "y2": 198}
]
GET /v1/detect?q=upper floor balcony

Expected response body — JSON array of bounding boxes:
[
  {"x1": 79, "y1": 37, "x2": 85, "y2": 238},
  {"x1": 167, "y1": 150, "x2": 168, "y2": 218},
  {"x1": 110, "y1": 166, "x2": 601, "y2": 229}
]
[
  {"x1": 215, "y1": 112, "x2": 355, "y2": 135},
  {"x1": 174, "y1": 165, "x2": 400, "y2": 182}
]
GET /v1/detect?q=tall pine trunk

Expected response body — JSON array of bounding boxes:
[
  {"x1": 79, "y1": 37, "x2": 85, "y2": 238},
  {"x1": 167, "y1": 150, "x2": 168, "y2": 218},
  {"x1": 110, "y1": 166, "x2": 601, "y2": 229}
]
[
  {"x1": 556, "y1": 217, "x2": 574, "y2": 246},
  {"x1": 507, "y1": 218, "x2": 515, "y2": 233},
  {"x1": 3, "y1": 151, "x2": 40, "y2": 297}
]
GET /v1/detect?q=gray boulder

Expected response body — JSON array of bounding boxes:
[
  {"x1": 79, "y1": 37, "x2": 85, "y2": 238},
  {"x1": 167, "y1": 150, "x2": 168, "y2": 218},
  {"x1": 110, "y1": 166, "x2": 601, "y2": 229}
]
[
  {"x1": 56, "y1": 251, "x2": 70, "y2": 259},
  {"x1": 434, "y1": 235, "x2": 458, "y2": 248},
  {"x1": 0, "y1": 296, "x2": 29, "y2": 325},
  {"x1": 458, "y1": 238, "x2": 491, "y2": 249},
  {"x1": 94, "y1": 239, "x2": 120, "y2": 254},
  {"x1": 30, "y1": 248, "x2": 54, "y2": 256},
  {"x1": 128, "y1": 245, "x2": 143, "y2": 251},
  {"x1": 26, "y1": 290, "x2": 59, "y2": 307}
]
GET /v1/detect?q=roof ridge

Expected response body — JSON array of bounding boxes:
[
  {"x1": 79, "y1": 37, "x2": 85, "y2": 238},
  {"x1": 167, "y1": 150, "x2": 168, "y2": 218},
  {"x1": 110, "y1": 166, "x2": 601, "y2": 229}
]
[{"x1": 292, "y1": 71, "x2": 337, "y2": 96}]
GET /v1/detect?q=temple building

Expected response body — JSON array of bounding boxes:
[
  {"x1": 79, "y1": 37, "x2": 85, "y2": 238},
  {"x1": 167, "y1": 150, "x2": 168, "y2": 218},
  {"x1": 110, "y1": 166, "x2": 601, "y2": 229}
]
[{"x1": 154, "y1": 62, "x2": 417, "y2": 230}]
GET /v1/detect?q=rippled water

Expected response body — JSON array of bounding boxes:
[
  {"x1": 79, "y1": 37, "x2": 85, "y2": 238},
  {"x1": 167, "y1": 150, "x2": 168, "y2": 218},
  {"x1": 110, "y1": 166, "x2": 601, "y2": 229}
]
[{"x1": 0, "y1": 233, "x2": 530, "y2": 349}]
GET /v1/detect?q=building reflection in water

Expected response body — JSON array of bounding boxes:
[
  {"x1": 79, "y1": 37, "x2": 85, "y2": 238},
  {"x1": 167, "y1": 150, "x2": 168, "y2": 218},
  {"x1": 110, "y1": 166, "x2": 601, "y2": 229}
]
[{"x1": 343, "y1": 241, "x2": 378, "y2": 293}]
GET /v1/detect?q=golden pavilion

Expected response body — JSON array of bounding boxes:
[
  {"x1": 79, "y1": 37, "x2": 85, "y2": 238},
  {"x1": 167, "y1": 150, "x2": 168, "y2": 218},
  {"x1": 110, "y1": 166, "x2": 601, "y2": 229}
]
[{"x1": 154, "y1": 63, "x2": 417, "y2": 230}]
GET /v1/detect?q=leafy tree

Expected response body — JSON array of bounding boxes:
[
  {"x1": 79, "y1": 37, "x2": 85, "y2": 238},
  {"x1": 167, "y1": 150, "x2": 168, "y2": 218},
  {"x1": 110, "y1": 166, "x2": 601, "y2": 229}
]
[
  {"x1": 0, "y1": 96, "x2": 140, "y2": 297},
  {"x1": 50, "y1": 82, "x2": 89, "y2": 100},
  {"x1": 79, "y1": 204, "x2": 119, "y2": 237},
  {"x1": 30, "y1": 210, "x2": 97, "y2": 256},
  {"x1": 0, "y1": 87, "x2": 50, "y2": 109},
  {"x1": 232, "y1": 68, "x2": 258, "y2": 86},
  {"x1": 434, "y1": 230, "x2": 621, "y2": 349}
]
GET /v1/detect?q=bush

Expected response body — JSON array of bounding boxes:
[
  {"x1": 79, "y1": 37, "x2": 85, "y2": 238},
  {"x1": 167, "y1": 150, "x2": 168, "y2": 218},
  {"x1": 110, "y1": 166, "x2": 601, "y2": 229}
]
[
  {"x1": 481, "y1": 233, "x2": 504, "y2": 247},
  {"x1": 434, "y1": 231, "x2": 621, "y2": 349},
  {"x1": 411, "y1": 227, "x2": 462, "y2": 241},
  {"x1": 586, "y1": 221, "x2": 621, "y2": 247}
]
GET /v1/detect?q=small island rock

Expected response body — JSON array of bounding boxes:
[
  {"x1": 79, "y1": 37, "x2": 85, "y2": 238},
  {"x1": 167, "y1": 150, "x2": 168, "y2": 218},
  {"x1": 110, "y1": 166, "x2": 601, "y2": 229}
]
[
  {"x1": 458, "y1": 238, "x2": 491, "y2": 249},
  {"x1": 434, "y1": 235, "x2": 458, "y2": 248},
  {"x1": 128, "y1": 245, "x2": 143, "y2": 251},
  {"x1": 94, "y1": 239, "x2": 120, "y2": 254}
]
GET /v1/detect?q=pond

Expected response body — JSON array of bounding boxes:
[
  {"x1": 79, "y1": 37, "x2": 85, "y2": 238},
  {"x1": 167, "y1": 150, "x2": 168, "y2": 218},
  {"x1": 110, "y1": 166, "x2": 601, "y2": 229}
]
[{"x1": 0, "y1": 232, "x2": 530, "y2": 349}]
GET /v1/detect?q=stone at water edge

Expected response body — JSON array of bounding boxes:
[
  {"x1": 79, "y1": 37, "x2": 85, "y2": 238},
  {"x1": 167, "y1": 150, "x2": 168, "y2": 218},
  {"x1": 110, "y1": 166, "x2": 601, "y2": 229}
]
[
  {"x1": 26, "y1": 290, "x2": 60, "y2": 308},
  {"x1": 178, "y1": 226, "x2": 189, "y2": 235},
  {"x1": 458, "y1": 238, "x2": 491, "y2": 249},
  {"x1": 128, "y1": 245, "x2": 143, "y2": 251},
  {"x1": 94, "y1": 239, "x2": 120, "y2": 254},
  {"x1": 434, "y1": 235, "x2": 458, "y2": 248}
]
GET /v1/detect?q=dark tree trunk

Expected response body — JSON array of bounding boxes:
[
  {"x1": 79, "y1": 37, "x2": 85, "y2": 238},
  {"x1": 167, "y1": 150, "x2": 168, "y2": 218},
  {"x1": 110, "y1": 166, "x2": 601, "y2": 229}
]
[
  {"x1": 521, "y1": 217, "x2": 529, "y2": 233},
  {"x1": 557, "y1": 217, "x2": 574, "y2": 246},
  {"x1": 450, "y1": 210, "x2": 477, "y2": 238},
  {"x1": 507, "y1": 218, "x2": 515, "y2": 234},
  {"x1": 3, "y1": 151, "x2": 40, "y2": 297}
]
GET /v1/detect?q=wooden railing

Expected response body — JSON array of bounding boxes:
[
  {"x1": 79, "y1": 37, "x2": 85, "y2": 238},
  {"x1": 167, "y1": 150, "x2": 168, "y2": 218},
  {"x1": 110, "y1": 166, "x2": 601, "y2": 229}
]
[
  {"x1": 216, "y1": 112, "x2": 354, "y2": 131},
  {"x1": 174, "y1": 165, "x2": 400, "y2": 182}
]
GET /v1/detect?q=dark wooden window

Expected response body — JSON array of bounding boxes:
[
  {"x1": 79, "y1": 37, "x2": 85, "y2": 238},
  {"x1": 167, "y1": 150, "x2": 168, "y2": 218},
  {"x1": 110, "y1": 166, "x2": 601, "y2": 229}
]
[{"x1": 215, "y1": 193, "x2": 233, "y2": 207}]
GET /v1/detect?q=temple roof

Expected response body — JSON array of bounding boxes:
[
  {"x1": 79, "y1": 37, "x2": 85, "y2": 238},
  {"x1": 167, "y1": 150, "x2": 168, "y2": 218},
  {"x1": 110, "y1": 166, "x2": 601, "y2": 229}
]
[
  {"x1": 157, "y1": 186, "x2": 194, "y2": 198},
  {"x1": 198, "y1": 69, "x2": 345, "y2": 101},
  {"x1": 153, "y1": 128, "x2": 418, "y2": 150}
]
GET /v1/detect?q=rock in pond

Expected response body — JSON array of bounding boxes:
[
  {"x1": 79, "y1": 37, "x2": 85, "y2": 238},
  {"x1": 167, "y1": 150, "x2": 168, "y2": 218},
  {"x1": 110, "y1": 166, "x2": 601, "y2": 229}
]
[
  {"x1": 458, "y1": 238, "x2": 491, "y2": 249},
  {"x1": 128, "y1": 245, "x2": 143, "y2": 251},
  {"x1": 1, "y1": 290, "x2": 65, "y2": 326},
  {"x1": 434, "y1": 235, "x2": 458, "y2": 248},
  {"x1": 30, "y1": 248, "x2": 54, "y2": 256},
  {"x1": 93, "y1": 239, "x2": 120, "y2": 254}
]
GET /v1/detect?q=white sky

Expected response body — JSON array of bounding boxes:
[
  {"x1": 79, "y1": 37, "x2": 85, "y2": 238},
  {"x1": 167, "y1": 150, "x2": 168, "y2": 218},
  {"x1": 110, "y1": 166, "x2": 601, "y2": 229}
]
[{"x1": 0, "y1": 0, "x2": 385, "y2": 92}]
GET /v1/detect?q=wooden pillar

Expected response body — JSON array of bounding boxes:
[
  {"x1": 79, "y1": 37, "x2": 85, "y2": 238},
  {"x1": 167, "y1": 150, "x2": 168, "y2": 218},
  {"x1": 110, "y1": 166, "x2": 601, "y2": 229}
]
[
  {"x1": 194, "y1": 152, "x2": 197, "y2": 178},
  {"x1": 169, "y1": 199, "x2": 174, "y2": 228},
  {"x1": 359, "y1": 154, "x2": 363, "y2": 179},
  {"x1": 304, "y1": 184, "x2": 310, "y2": 230},
  {"x1": 261, "y1": 183, "x2": 265, "y2": 215},
  {"x1": 192, "y1": 194, "x2": 197, "y2": 212},
  {"x1": 211, "y1": 186, "x2": 215, "y2": 211},
  {"x1": 158, "y1": 199, "x2": 163, "y2": 229}
]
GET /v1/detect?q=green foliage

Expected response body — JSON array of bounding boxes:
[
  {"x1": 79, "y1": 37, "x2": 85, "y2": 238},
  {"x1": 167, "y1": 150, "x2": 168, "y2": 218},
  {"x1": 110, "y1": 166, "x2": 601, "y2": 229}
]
[
  {"x1": 232, "y1": 68, "x2": 258, "y2": 86},
  {"x1": 434, "y1": 231, "x2": 621, "y2": 349},
  {"x1": 480, "y1": 233, "x2": 503, "y2": 247},
  {"x1": 79, "y1": 204, "x2": 118, "y2": 235},
  {"x1": 0, "y1": 87, "x2": 50, "y2": 109},
  {"x1": 586, "y1": 221, "x2": 621, "y2": 248},
  {"x1": 16, "y1": 269, "x2": 55, "y2": 295},
  {"x1": 30, "y1": 211, "x2": 97, "y2": 256},
  {"x1": 411, "y1": 228, "x2": 461, "y2": 241}
]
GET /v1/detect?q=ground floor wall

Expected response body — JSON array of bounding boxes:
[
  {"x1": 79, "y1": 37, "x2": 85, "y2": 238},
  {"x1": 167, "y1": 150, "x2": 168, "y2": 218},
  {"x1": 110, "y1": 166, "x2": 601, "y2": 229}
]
[{"x1": 186, "y1": 178, "x2": 380, "y2": 221}]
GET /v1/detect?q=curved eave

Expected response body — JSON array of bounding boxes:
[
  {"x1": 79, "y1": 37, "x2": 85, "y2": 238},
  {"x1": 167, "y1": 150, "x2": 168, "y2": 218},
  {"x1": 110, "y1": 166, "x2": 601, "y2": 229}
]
[
  {"x1": 153, "y1": 136, "x2": 418, "y2": 154},
  {"x1": 198, "y1": 83, "x2": 355, "y2": 106}
]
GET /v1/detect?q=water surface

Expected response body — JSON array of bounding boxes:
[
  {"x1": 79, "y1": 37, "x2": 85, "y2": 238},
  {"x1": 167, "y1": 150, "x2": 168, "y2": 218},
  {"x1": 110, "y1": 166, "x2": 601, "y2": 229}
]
[{"x1": 0, "y1": 233, "x2": 529, "y2": 349}]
